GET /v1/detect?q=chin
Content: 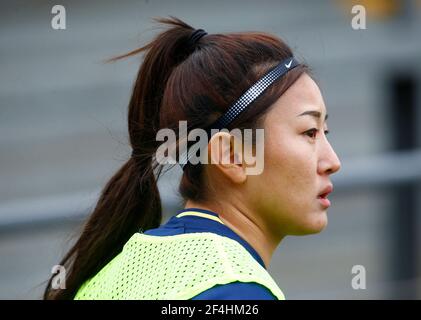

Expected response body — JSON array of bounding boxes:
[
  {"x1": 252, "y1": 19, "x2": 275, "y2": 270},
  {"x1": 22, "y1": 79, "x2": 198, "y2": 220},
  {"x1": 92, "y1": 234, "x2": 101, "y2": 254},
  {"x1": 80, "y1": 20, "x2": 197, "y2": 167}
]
[
  {"x1": 309, "y1": 213, "x2": 328, "y2": 233},
  {"x1": 293, "y1": 213, "x2": 328, "y2": 235}
]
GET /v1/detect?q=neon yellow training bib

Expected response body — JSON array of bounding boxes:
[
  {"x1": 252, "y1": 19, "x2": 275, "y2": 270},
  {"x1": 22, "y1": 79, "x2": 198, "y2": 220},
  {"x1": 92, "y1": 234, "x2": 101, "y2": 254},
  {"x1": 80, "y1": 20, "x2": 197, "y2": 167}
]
[{"x1": 74, "y1": 232, "x2": 285, "y2": 300}]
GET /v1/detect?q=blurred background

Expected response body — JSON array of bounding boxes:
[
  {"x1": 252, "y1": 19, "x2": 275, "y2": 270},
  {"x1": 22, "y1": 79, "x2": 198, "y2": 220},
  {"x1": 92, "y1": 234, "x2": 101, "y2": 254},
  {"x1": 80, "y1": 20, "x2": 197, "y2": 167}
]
[{"x1": 1, "y1": 0, "x2": 420, "y2": 299}]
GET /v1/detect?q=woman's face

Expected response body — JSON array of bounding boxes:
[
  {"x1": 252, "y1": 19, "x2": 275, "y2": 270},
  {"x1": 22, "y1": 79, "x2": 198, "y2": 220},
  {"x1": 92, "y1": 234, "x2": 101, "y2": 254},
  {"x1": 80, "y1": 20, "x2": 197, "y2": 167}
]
[{"x1": 247, "y1": 73, "x2": 341, "y2": 237}]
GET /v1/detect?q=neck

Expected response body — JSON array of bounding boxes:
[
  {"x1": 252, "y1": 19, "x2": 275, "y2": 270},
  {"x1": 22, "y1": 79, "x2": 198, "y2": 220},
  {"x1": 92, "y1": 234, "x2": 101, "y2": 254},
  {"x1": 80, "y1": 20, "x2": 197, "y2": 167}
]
[{"x1": 184, "y1": 199, "x2": 284, "y2": 269}]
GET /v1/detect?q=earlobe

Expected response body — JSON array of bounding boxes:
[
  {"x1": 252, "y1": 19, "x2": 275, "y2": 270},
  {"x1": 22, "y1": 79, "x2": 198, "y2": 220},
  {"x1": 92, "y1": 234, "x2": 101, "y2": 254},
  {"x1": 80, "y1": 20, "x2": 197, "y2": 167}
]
[
  {"x1": 208, "y1": 132, "x2": 247, "y2": 184},
  {"x1": 218, "y1": 160, "x2": 248, "y2": 184}
]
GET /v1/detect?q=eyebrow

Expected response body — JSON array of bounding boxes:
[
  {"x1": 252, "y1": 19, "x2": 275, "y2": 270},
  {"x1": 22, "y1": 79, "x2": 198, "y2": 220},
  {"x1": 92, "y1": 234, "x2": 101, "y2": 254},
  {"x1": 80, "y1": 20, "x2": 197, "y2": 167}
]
[{"x1": 297, "y1": 110, "x2": 328, "y2": 121}]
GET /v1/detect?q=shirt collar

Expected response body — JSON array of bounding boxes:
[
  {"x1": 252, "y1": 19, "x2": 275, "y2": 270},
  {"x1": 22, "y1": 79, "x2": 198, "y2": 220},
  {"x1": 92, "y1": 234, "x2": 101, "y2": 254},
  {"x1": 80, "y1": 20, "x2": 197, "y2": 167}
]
[{"x1": 170, "y1": 208, "x2": 267, "y2": 269}]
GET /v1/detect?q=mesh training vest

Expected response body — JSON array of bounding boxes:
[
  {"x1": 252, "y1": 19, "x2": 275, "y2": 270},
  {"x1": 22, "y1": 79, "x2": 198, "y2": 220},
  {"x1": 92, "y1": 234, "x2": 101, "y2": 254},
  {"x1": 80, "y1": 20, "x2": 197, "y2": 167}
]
[{"x1": 74, "y1": 232, "x2": 285, "y2": 300}]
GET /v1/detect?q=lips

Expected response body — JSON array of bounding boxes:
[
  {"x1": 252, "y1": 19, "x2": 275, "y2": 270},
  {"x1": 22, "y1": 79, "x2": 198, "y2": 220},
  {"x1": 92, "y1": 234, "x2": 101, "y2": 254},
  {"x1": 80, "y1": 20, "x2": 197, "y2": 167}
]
[
  {"x1": 317, "y1": 184, "x2": 333, "y2": 199},
  {"x1": 317, "y1": 185, "x2": 333, "y2": 208}
]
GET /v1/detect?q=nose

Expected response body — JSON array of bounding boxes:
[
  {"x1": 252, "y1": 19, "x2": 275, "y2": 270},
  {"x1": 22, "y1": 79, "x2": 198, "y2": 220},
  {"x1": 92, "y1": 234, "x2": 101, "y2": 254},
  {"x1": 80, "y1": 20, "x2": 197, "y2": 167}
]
[{"x1": 318, "y1": 140, "x2": 341, "y2": 175}]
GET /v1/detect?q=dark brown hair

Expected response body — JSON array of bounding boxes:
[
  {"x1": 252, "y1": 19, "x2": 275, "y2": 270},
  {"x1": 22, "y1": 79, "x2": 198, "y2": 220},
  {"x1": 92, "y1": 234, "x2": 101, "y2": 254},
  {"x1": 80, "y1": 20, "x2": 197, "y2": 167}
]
[{"x1": 43, "y1": 16, "x2": 308, "y2": 299}]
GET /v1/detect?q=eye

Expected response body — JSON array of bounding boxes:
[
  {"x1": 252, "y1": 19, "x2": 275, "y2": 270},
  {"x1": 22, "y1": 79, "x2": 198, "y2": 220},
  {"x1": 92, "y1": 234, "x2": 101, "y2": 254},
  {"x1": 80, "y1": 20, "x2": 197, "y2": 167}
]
[
  {"x1": 305, "y1": 128, "x2": 330, "y2": 139},
  {"x1": 305, "y1": 128, "x2": 318, "y2": 139}
]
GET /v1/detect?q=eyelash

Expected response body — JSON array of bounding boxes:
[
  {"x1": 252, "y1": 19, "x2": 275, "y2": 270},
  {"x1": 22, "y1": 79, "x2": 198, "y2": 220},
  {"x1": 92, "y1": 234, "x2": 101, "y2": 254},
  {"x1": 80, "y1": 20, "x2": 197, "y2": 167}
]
[{"x1": 305, "y1": 128, "x2": 330, "y2": 139}]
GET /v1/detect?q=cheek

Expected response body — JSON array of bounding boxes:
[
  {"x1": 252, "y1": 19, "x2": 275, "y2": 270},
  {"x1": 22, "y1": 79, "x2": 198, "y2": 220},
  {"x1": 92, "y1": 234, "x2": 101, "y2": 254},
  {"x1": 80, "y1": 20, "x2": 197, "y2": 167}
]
[
  {"x1": 253, "y1": 133, "x2": 320, "y2": 232},
  {"x1": 264, "y1": 133, "x2": 315, "y2": 192}
]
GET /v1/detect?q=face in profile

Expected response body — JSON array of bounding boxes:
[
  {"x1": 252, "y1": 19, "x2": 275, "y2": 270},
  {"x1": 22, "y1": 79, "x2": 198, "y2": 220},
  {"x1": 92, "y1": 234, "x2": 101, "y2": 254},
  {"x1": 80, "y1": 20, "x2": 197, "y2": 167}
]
[{"x1": 246, "y1": 73, "x2": 341, "y2": 237}]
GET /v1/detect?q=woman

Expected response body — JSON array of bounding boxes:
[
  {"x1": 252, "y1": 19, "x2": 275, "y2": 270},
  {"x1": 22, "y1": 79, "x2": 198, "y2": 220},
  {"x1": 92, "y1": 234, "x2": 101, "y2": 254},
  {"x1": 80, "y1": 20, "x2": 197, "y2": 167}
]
[{"x1": 44, "y1": 16, "x2": 341, "y2": 300}]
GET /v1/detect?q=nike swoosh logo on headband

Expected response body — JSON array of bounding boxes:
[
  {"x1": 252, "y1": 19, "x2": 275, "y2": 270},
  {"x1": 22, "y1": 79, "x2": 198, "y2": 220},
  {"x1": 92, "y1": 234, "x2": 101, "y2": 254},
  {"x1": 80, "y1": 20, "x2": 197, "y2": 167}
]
[{"x1": 285, "y1": 59, "x2": 293, "y2": 68}]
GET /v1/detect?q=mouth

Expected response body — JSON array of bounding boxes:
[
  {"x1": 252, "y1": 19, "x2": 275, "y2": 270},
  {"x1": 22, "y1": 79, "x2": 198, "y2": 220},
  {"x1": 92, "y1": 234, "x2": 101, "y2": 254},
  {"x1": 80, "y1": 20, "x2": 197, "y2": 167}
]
[{"x1": 317, "y1": 185, "x2": 333, "y2": 208}]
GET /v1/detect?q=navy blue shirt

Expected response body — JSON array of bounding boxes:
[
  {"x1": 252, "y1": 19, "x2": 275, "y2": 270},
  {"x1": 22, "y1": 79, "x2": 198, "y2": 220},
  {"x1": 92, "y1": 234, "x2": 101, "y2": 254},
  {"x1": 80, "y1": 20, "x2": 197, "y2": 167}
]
[{"x1": 143, "y1": 208, "x2": 278, "y2": 300}]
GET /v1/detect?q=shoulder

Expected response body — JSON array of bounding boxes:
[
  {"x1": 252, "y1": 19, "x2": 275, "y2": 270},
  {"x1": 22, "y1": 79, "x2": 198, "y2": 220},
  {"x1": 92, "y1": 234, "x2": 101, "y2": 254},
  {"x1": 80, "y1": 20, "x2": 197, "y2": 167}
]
[{"x1": 191, "y1": 281, "x2": 278, "y2": 300}]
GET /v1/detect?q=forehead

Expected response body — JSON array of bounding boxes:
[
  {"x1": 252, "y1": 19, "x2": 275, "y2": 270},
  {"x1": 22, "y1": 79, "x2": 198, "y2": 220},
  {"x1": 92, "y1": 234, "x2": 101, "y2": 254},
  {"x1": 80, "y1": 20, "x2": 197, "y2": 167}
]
[{"x1": 266, "y1": 73, "x2": 327, "y2": 121}]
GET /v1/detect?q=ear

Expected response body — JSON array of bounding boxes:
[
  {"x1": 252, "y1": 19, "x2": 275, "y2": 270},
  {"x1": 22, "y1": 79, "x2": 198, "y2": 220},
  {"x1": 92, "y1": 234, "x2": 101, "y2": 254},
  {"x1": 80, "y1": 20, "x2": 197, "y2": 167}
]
[{"x1": 208, "y1": 132, "x2": 247, "y2": 184}]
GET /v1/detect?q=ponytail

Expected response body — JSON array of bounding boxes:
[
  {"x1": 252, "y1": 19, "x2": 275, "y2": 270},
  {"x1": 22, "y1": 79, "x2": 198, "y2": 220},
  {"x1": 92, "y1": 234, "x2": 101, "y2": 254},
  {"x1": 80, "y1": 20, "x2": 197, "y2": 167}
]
[{"x1": 44, "y1": 16, "x2": 198, "y2": 299}]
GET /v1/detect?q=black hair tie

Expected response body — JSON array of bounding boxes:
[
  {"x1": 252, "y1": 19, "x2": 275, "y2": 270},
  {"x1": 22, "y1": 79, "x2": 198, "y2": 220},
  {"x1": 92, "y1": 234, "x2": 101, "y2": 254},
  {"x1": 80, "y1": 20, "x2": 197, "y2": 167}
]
[{"x1": 187, "y1": 29, "x2": 207, "y2": 48}]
